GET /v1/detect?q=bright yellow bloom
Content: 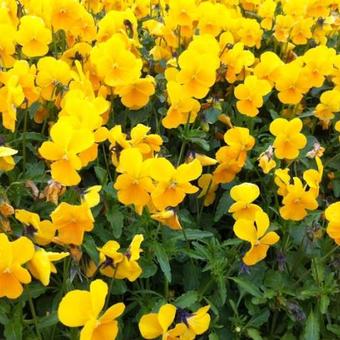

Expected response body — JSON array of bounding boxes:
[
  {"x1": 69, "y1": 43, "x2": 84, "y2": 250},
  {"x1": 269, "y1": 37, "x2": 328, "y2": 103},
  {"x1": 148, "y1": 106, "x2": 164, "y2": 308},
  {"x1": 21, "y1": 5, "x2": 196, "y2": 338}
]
[
  {"x1": 82, "y1": 185, "x2": 102, "y2": 208},
  {"x1": 229, "y1": 183, "x2": 262, "y2": 220},
  {"x1": 0, "y1": 146, "x2": 17, "y2": 171},
  {"x1": 303, "y1": 157, "x2": 323, "y2": 197},
  {"x1": 270, "y1": 118, "x2": 307, "y2": 160},
  {"x1": 16, "y1": 15, "x2": 51, "y2": 57},
  {"x1": 234, "y1": 75, "x2": 271, "y2": 117},
  {"x1": 198, "y1": 174, "x2": 218, "y2": 207},
  {"x1": 315, "y1": 89, "x2": 340, "y2": 122},
  {"x1": 39, "y1": 119, "x2": 94, "y2": 186},
  {"x1": 149, "y1": 159, "x2": 202, "y2": 210},
  {"x1": 0, "y1": 234, "x2": 34, "y2": 299},
  {"x1": 258, "y1": 146, "x2": 276, "y2": 174},
  {"x1": 234, "y1": 211, "x2": 280, "y2": 266},
  {"x1": 325, "y1": 202, "x2": 340, "y2": 245},
  {"x1": 51, "y1": 202, "x2": 94, "y2": 245},
  {"x1": 151, "y1": 209, "x2": 182, "y2": 230},
  {"x1": 51, "y1": 0, "x2": 82, "y2": 32},
  {"x1": 274, "y1": 168, "x2": 291, "y2": 196},
  {"x1": 115, "y1": 76, "x2": 155, "y2": 110},
  {"x1": 0, "y1": 24, "x2": 16, "y2": 68},
  {"x1": 98, "y1": 240, "x2": 124, "y2": 278},
  {"x1": 279, "y1": 178, "x2": 318, "y2": 221},
  {"x1": 58, "y1": 279, "x2": 125, "y2": 340},
  {"x1": 236, "y1": 18, "x2": 263, "y2": 48},
  {"x1": 15, "y1": 209, "x2": 57, "y2": 245},
  {"x1": 162, "y1": 81, "x2": 201, "y2": 129},
  {"x1": 114, "y1": 148, "x2": 155, "y2": 210},
  {"x1": 254, "y1": 51, "x2": 283, "y2": 86},
  {"x1": 28, "y1": 248, "x2": 69, "y2": 286}
]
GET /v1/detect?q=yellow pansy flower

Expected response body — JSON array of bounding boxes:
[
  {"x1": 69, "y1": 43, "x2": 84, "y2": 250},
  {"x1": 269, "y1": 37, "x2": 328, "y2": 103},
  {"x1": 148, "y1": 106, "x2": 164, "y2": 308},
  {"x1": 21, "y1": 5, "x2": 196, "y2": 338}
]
[
  {"x1": 0, "y1": 146, "x2": 17, "y2": 171},
  {"x1": 325, "y1": 202, "x2": 340, "y2": 245}
]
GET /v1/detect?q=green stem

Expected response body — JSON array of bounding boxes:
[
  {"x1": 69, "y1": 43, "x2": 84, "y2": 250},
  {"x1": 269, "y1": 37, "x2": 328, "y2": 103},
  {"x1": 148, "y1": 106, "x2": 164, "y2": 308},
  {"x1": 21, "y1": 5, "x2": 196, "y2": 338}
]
[
  {"x1": 22, "y1": 110, "x2": 28, "y2": 170},
  {"x1": 321, "y1": 245, "x2": 339, "y2": 261},
  {"x1": 102, "y1": 144, "x2": 113, "y2": 182},
  {"x1": 176, "y1": 141, "x2": 186, "y2": 167},
  {"x1": 28, "y1": 288, "x2": 42, "y2": 340}
]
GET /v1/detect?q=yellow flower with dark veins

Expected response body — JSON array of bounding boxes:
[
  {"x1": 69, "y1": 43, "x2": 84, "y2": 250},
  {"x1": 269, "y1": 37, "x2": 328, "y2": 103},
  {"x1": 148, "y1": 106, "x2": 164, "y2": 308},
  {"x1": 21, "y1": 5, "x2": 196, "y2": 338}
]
[
  {"x1": 0, "y1": 234, "x2": 35, "y2": 299},
  {"x1": 229, "y1": 183, "x2": 262, "y2": 220},
  {"x1": 98, "y1": 240, "x2": 124, "y2": 278},
  {"x1": 149, "y1": 158, "x2": 202, "y2": 210},
  {"x1": 51, "y1": 202, "x2": 94, "y2": 245},
  {"x1": 234, "y1": 211, "x2": 280, "y2": 266},
  {"x1": 325, "y1": 202, "x2": 340, "y2": 245},
  {"x1": 28, "y1": 248, "x2": 69, "y2": 286},
  {"x1": 16, "y1": 15, "x2": 52, "y2": 57},
  {"x1": 39, "y1": 119, "x2": 94, "y2": 186},
  {"x1": 269, "y1": 118, "x2": 307, "y2": 160},
  {"x1": 58, "y1": 279, "x2": 125, "y2": 340}
]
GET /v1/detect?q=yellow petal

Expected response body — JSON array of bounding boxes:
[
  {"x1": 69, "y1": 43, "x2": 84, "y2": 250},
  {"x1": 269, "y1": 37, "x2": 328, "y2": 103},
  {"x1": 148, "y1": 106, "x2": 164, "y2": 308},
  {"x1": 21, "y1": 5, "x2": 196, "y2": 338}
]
[
  {"x1": 158, "y1": 304, "x2": 176, "y2": 332},
  {"x1": 230, "y1": 183, "x2": 260, "y2": 203},
  {"x1": 233, "y1": 219, "x2": 257, "y2": 244},
  {"x1": 90, "y1": 279, "x2": 108, "y2": 318},
  {"x1": 100, "y1": 303, "x2": 125, "y2": 323},
  {"x1": 260, "y1": 232, "x2": 280, "y2": 245},
  {"x1": 139, "y1": 313, "x2": 163, "y2": 339},
  {"x1": 175, "y1": 159, "x2": 202, "y2": 183},
  {"x1": 243, "y1": 244, "x2": 270, "y2": 266}
]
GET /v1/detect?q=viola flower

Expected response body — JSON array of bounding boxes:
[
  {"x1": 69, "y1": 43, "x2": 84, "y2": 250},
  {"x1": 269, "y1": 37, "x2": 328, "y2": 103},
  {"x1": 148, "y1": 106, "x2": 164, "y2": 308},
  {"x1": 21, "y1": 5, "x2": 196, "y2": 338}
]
[
  {"x1": 15, "y1": 209, "x2": 57, "y2": 246},
  {"x1": 114, "y1": 148, "x2": 155, "y2": 211},
  {"x1": 325, "y1": 202, "x2": 340, "y2": 245},
  {"x1": 0, "y1": 145, "x2": 17, "y2": 171},
  {"x1": 16, "y1": 15, "x2": 52, "y2": 57},
  {"x1": 82, "y1": 185, "x2": 102, "y2": 208},
  {"x1": 51, "y1": 202, "x2": 94, "y2": 245},
  {"x1": 254, "y1": 51, "x2": 283, "y2": 86},
  {"x1": 234, "y1": 75, "x2": 271, "y2": 117},
  {"x1": 198, "y1": 173, "x2": 219, "y2": 207},
  {"x1": 0, "y1": 234, "x2": 35, "y2": 299},
  {"x1": 229, "y1": 183, "x2": 262, "y2": 220},
  {"x1": 38, "y1": 119, "x2": 95, "y2": 186},
  {"x1": 258, "y1": 146, "x2": 276, "y2": 174},
  {"x1": 269, "y1": 118, "x2": 307, "y2": 160},
  {"x1": 28, "y1": 248, "x2": 69, "y2": 286},
  {"x1": 234, "y1": 211, "x2": 279, "y2": 265},
  {"x1": 279, "y1": 178, "x2": 318, "y2": 221},
  {"x1": 303, "y1": 157, "x2": 323, "y2": 197},
  {"x1": 97, "y1": 240, "x2": 124, "y2": 277},
  {"x1": 149, "y1": 158, "x2": 202, "y2": 210},
  {"x1": 315, "y1": 89, "x2": 340, "y2": 122},
  {"x1": 58, "y1": 279, "x2": 125, "y2": 340},
  {"x1": 151, "y1": 209, "x2": 182, "y2": 230},
  {"x1": 274, "y1": 168, "x2": 291, "y2": 196}
]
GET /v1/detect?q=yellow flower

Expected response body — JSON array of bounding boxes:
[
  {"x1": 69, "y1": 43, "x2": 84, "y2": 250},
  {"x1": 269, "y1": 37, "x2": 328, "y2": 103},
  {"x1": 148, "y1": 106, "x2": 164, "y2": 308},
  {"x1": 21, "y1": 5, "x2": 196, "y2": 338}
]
[
  {"x1": 15, "y1": 209, "x2": 57, "y2": 246},
  {"x1": 229, "y1": 183, "x2": 262, "y2": 220},
  {"x1": 51, "y1": 202, "x2": 94, "y2": 245},
  {"x1": 16, "y1": 15, "x2": 51, "y2": 57},
  {"x1": 236, "y1": 18, "x2": 263, "y2": 48},
  {"x1": 39, "y1": 119, "x2": 94, "y2": 186},
  {"x1": 51, "y1": 0, "x2": 82, "y2": 32},
  {"x1": 139, "y1": 303, "x2": 177, "y2": 339},
  {"x1": 234, "y1": 75, "x2": 271, "y2": 117},
  {"x1": 162, "y1": 81, "x2": 201, "y2": 129},
  {"x1": 325, "y1": 202, "x2": 340, "y2": 245},
  {"x1": 0, "y1": 234, "x2": 35, "y2": 299},
  {"x1": 0, "y1": 24, "x2": 16, "y2": 68},
  {"x1": 234, "y1": 211, "x2": 280, "y2": 266},
  {"x1": 115, "y1": 76, "x2": 155, "y2": 110},
  {"x1": 279, "y1": 178, "x2": 318, "y2": 221},
  {"x1": 0, "y1": 146, "x2": 17, "y2": 171},
  {"x1": 82, "y1": 185, "x2": 102, "y2": 208},
  {"x1": 198, "y1": 174, "x2": 218, "y2": 207},
  {"x1": 28, "y1": 248, "x2": 69, "y2": 286},
  {"x1": 270, "y1": 118, "x2": 307, "y2": 160},
  {"x1": 315, "y1": 89, "x2": 340, "y2": 122},
  {"x1": 258, "y1": 146, "x2": 276, "y2": 174},
  {"x1": 274, "y1": 168, "x2": 291, "y2": 196},
  {"x1": 303, "y1": 157, "x2": 323, "y2": 197},
  {"x1": 58, "y1": 279, "x2": 125, "y2": 340},
  {"x1": 114, "y1": 148, "x2": 155, "y2": 210},
  {"x1": 98, "y1": 240, "x2": 124, "y2": 278},
  {"x1": 149, "y1": 159, "x2": 202, "y2": 210},
  {"x1": 151, "y1": 209, "x2": 182, "y2": 230},
  {"x1": 254, "y1": 51, "x2": 283, "y2": 86}
]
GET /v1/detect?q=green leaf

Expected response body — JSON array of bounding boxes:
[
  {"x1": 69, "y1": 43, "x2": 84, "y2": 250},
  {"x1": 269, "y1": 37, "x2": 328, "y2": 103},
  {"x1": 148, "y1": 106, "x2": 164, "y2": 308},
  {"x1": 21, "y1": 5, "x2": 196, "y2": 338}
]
[
  {"x1": 205, "y1": 107, "x2": 222, "y2": 124},
  {"x1": 229, "y1": 277, "x2": 262, "y2": 298},
  {"x1": 214, "y1": 191, "x2": 232, "y2": 222},
  {"x1": 83, "y1": 235, "x2": 99, "y2": 265},
  {"x1": 106, "y1": 205, "x2": 124, "y2": 238},
  {"x1": 37, "y1": 311, "x2": 58, "y2": 330},
  {"x1": 94, "y1": 166, "x2": 107, "y2": 185},
  {"x1": 303, "y1": 309, "x2": 320, "y2": 340},
  {"x1": 327, "y1": 324, "x2": 340, "y2": 336},
  {"x1": 175, "y1": 291, "x2": 198, "y2": 309},
  {"x1": 4, "y1": 303, "x2": 22, "y2": 340},
  {"x1": 154, "y1": 243, "x2": 171, "y2": 282},
  {"x1": 171, "y1": 229, "x2": 213, "y2": 241},
  {"x1": 247, "y1": 328, "x2": 263, "y2": 340}
]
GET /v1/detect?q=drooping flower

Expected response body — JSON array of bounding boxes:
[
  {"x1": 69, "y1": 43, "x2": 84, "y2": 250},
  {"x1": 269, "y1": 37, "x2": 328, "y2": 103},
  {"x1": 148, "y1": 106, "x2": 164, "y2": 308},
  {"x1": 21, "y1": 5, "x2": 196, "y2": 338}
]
[
  {"x1": 58, "y1": 279, "x2": 125, "y2": 340},
  {"x1": 233, "y1": 211, "x2": 280, "y2": 265},
  {"x1": 151, "y1": 209, "x2": 182, "y2": 230},
  {"x1": 0, "y1": 234, "x2": 35, "y2": 299}
]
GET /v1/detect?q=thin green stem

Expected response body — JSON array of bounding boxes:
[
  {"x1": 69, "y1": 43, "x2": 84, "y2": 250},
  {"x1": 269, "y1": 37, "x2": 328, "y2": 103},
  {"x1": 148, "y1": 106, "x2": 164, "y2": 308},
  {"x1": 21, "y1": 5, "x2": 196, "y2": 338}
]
[
  {"x1": 28, "y1": 288, "x2": 42, "y2": 340},
  {"x1": 22, "y1": 110, "x2": 28, "y2": 170}
]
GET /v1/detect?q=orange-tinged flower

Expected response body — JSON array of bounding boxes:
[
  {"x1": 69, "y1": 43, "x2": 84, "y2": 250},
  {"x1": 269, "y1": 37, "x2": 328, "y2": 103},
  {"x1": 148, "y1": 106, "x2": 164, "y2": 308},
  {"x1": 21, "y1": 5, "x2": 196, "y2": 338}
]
[
  {"x1": 0, "y1": 145, "x2": 17, "y2": 171},
  {"x1": 58, "y1": 279, "x2": 125, "y2": 340},
  {"x1": 279, "y1": 178, "x2": 318, "y2": 221},
  {"x1": 51, "y1": 202, "x2": 94, "y2": 245},
  {"x1": 114, "y1": 148, "x2": 155, "y2": 210},
  {"x1": 15, "y1": 209, "x2": 57, "y2": 246},
  {"x1": 234, "y1": 75, "x2": 271, "y2": 117},
  {"x1": 98, "y1": 240, "x2": 124, "y2": 278},
  {"x1": 115, "y1": 76, "x2": 155, "y2": 110},
  {"x1": 325, "y1": 202, "x2": 340, "y2": 245},
  {"x1": 0, "y1": 234, "x2": 35, "y2": 299},
  {"x1": 258, "y1": 146, "x2": 276, "y2": 174},
  {"x1": 149, "y1": 158, "x2": 202, "y2": 210},
  {"x1": 198, "y1": 173, "x2": 218, "y2": 207},
  {"x1": 234, "y1": 211, "x2": 280, "y2": 265},
  {"x1": 16, "y1": 15, "x2": 52, "y2": 57},
  {"x1": 51, "y1": 0, "x2": 82, "y2": 32},
  {"x1": 270, "y1": 117, "x2": 307, "y2": 160},
  {"x1": 229, "y1": 183, "x2": 262, "y2": 220},
  {"x1": 28, "y1": 248, "x2": 69, "y2": 286},
  {"x1": 39, "y1": 119, "x2": 94, "y2": 186},
  {"x1": 151, "y1": 209, "x2": 182, "y2": 230}
]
